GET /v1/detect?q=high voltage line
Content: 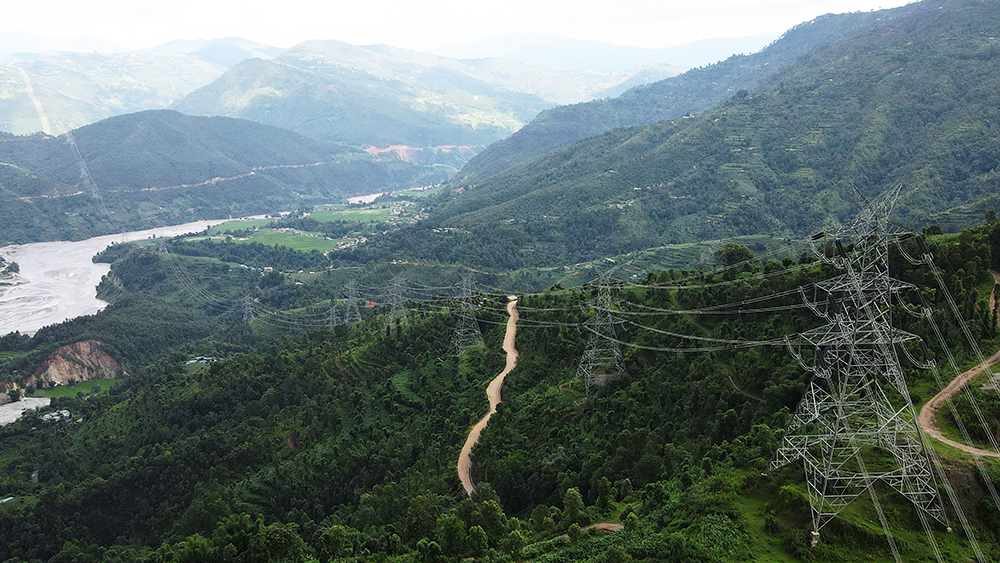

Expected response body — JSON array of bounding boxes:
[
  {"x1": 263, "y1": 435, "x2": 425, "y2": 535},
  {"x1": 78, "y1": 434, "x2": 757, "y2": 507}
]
[
  {"x1": 50, "y1": 127, "x2": 997, "y2": 551},
  {"x1": 152, "y1": 213, "x2": 1000, "y2": 551}
]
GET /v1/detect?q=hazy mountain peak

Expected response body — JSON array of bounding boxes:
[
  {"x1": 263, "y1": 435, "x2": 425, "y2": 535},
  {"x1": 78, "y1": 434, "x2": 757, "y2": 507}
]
[
  {"x1": 431, "y1": 32, "x2": 781, "y2": 72},
  {"x1": 148, "y1": 36, "x2": 284, "y2": 67}
]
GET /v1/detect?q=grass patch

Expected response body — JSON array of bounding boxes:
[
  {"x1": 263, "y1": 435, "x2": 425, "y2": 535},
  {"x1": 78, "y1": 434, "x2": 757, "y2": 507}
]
[
  {"x1": 196, "y1": 230, "x2": 342, "y2": 252},
  {"x1": 208, "y1": 219, "x2": 274, "y2": 234},
  {"x1": 245, "y1": 230, "x2": 341, "y2": 252},
  {"x1": 310, "y1": 208, "x2": 390, "y2": 223},
  {"x1": 31, "y1": 377, "x2": 126, "y2": 398}
]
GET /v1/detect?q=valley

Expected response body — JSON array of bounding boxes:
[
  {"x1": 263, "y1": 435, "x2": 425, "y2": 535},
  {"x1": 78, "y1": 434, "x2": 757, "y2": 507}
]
[{"x1": 0, "y1": 1, "x2": 999, "y2": 562}]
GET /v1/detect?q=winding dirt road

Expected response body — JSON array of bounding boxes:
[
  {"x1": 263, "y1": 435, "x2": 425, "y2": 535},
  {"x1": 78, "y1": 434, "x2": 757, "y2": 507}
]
[
  {"x1": 458, "y1": 298, "x2": 519, "y2": 495},
  {"x1": 917, "y1": 271, "x2": 1000, "y2": 458}
]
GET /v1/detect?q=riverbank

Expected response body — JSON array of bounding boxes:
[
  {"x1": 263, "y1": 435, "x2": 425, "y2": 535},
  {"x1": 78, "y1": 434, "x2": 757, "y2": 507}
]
[
  {"x1": 0, "y1": 219, "x2": 226, "y2": 336},
  {"x1": 0, "y1": 397, "x2": 51, "y2": 426}
]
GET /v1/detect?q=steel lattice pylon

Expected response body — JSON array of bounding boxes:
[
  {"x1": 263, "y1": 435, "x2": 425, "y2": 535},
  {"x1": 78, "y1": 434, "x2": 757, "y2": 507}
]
[
  {"x1": 344, "y1": 280, "x2": 362, "y2": 325},
  {"x1": 242, "y1": 294, "x2": 255, "y2": 324},
  {"x1": 327, "y1": 301, "x2": 340, "y2": 329},
  {"x1": 452, "y1": 275, "x2": 484, "y2": 351},
  {"x1": 577, "y1": 266, "x2": 626, "y2": 394},
  {"x1": 386, "y1": 274, "x2": 409, "y2": 329},
  {"x1": 773, "y1": 185, "x2": 948, "y2": 537}
]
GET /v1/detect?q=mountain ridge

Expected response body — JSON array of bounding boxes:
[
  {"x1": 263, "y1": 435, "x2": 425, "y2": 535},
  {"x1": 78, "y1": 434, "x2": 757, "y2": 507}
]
[
  {"x1": 0, "y1": 110, "x2": 445, "y2": 245},
  {"x1": 170, "y1": 39, "x2": 685, "y2": 161},
  {"x1": 456, "y1": 1, "x2": 943, "y2": 183}
]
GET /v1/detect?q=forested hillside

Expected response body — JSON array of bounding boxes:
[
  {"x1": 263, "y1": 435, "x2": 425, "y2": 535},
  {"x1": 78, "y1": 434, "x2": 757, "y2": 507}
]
[
  {"x1": 456, "y1": 0, "x2": 948, "y2": 182},
  {"x1": 344, "y1": 0, "x2": 1000, "y2": 270},
  {"x1": 0, "y1": 218, "x2": 998, "y2": 562},
  {"x1": 0, "y1": 111, "x2": 446, "y2": 245}
]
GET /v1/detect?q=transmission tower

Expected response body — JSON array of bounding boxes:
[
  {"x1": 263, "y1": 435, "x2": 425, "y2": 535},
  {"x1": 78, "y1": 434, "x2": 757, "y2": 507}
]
[
  {"x1": 242, "y1": 294, "x2": 255, "y2": 324},
  {"x1": 385, "y1": 274, "x2": 409, "y2": 329},
  {"x1": 773, "y1": 186, "x2": 949, "y2": 543},
  {"x1": 327, "y1": 301, "x2": 340, "y2": 330},
  {"x1": 343, "y1": 280, "x2": 362, "y2": 324},
  {"x1": 577, "y1": 265, "x2": 626, "y2": 393},
  {"x1": 452, "y1": 274, "x2": 484, "y2": 351}
]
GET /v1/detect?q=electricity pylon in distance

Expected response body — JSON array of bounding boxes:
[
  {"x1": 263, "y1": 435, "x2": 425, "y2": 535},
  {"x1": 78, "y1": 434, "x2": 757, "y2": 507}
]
[
  {"x1": 577, "y1": 265, "x2": 626, "y2": 394},
  {"x1": 344, "y1": 280, "x2": 362, "y2": 324},
  {"x1": 386, "y1": 274, "x2": 409, "y2": 329},
  {"x1": 452, "y1": 274, "x2": 484, "y2": 351}
]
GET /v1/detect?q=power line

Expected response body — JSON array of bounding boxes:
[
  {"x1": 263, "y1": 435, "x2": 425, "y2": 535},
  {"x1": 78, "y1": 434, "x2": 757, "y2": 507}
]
[
  {"x1": 452, "y1": 274, "x2": 484, "y2": 351},
  {"x1": 576, "y1": 266, "x2": 626, "y2": 394},
  {"x1": 771, "y1": 186, "x2": 971, "y2": 559},
  {"x1": 385, "y1": 274, "x2": 409, "y2": 330}
]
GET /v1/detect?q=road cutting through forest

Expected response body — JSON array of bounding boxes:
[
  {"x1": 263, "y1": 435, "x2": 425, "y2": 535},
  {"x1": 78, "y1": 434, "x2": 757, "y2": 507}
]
[
  {"x1": 917, "y1": 270, "x2": 1000, "y2": 459},
  {"x1": 458, "y1": 298, "x2": 519, "y2": 495}
]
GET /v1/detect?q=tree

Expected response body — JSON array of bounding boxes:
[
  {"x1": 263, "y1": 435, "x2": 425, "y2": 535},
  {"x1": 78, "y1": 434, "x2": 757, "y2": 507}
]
[
  {"x1": 596, "y1": 476, "x2": 616, "y2": 511},
  {"x1": 624, "y1": 512, "x2": 640, "y2": 533},
  {"x1": 604, "y1": 545, "x2": 632, "y2": 563},
  {"x1": 714, "y1": 243, "x2": 757, "y2": 280},
  {"x1": 435, "y1": 514, "x2": 467, "y2": 556},
  {"x1": 530, "y1": 505, "x2": 551, "y2": 532},
  {"x1": 500, "y1": 529, "x2": 527, "y2": 557},
  {"x1": 467, "y1": 526, "x2": 488, "y2": 557},
  {"x1": 320, "y1": 525, "x2": 358, "y2": 559},
  {"x1": 567, "y1": 523, "x2": 583, "y2": 544},
  {"x1": 415, "y1": 538, "x2": 442, "y2": 563},
  {"x1": 563, "y1": 488, "x2": 586, "y2": 526}
]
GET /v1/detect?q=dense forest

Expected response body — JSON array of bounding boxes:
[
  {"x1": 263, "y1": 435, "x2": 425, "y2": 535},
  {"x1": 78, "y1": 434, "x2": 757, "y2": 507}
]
[{"x1": 0, "y1": 215, "x2": 999, "y2": 562}]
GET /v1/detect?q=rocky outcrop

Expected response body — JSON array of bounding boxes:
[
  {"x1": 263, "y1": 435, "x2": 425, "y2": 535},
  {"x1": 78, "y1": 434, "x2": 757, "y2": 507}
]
[
  {"x1": 0, "y1": 340, "x2": 122, "y2": 405},
  {"x1": 32, "y1": 340, "x2": 122, "y2": 386}
]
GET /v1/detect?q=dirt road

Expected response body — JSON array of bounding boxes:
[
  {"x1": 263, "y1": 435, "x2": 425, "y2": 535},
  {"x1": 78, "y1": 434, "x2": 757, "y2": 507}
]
[
  {"x1": 917, "y1": 270, "x2": 1000, "y2": 458},
  {"x1": 458, "y1": 298, "x2": 519, "y2": 495}
]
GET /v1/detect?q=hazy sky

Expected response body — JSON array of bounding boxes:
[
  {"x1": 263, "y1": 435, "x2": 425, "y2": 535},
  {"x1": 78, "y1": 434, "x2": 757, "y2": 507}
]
[{"x1": 1, "y1": 0, "x2": 914, "y2": 51}]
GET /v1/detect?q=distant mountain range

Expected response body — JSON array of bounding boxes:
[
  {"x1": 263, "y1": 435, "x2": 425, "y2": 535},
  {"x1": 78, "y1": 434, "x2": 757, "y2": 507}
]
[
  {"x1": 171, "y1": 40, "x2": 684, "y2": 162},
  {"x1": 347, "y1": 0, "x2": 1000, "y2": 270},
  {"x1": 455, "y1": 6, "x2": 926, "y2": 183},
  {"x1": 0, "y1": 37, "x2": 284, "y2": 136},
  {"x1": 432, "y1": 32, "x2": 781, "y2": 72},
  {"x1": 0, "y1": 110, "x2": 444, "y2": 245},
  {"x1": 0, "y1": 35, "x2": 689, "y2": 162},
  {"x1": 147, "y1": 37, "x2": 283, "y2": 67}
]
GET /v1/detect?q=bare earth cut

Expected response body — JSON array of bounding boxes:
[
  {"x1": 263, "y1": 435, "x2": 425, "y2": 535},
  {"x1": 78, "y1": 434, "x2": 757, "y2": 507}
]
[
  {"x1": 917, "y1": 270, "x2": 1000, "y2": 459},
  {"x1": 458, "y1": 299, "x2": 519, "y2": 495}
]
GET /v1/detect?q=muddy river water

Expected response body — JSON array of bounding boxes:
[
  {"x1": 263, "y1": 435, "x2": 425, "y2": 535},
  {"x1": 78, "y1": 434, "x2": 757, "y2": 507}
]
[{"x1": 0, "y1": 220, "x2": 223, "y2": 336}]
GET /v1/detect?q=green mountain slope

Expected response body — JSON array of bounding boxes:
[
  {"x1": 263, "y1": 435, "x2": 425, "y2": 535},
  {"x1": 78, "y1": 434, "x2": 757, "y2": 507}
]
[
  {"x1": 0, "y1": 224, "x2": 997, "y2": 562},
  {"x1": 171, "y1": 40, "x2": 683, "y2": 156},
  {"x1": 0, "y1": 110, "x2": 446, "y2": 245},
  {"x1": 456, "y1": 1, "x2": 946, "y2": 183},
  {"x1": 345, "y1": 0, "x2": 1000, "y2": 270}
]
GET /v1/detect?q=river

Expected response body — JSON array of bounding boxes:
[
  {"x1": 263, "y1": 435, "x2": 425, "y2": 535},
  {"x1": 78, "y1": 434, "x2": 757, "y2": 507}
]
[{"x1": 0, "y1": 219, "x2": 224, "y2": 336}]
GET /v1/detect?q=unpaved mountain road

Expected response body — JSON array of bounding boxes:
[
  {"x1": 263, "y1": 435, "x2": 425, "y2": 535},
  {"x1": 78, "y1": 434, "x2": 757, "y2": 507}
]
[
  {"x1": 917, "y1": 270, "x2": 1000, "y2": 459},
  {"x1": 458, "y1": 298, "x2": 518, "y2": 495}
]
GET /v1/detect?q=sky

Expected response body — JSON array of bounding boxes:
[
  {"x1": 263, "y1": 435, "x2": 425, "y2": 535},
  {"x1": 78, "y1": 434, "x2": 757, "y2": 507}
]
[{"x1": 0, "y1": 0, "x2": 915, "y2": 52}]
